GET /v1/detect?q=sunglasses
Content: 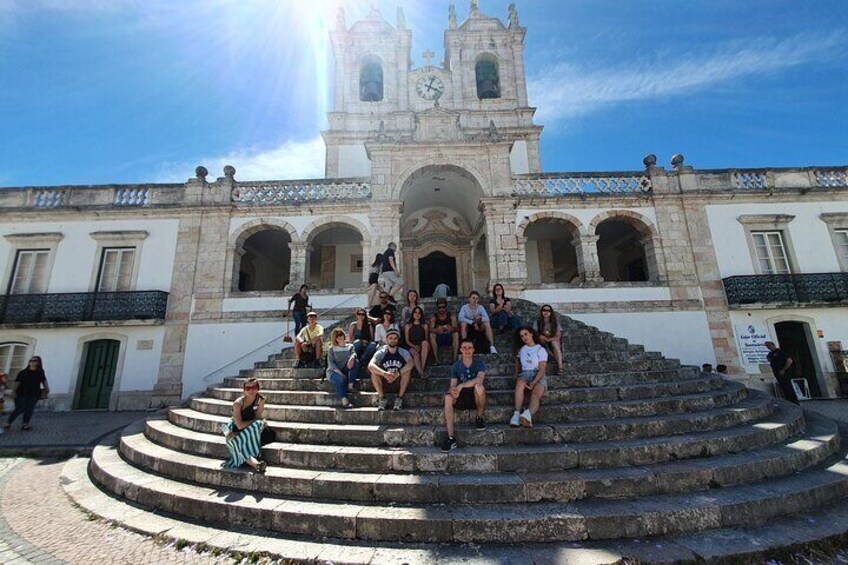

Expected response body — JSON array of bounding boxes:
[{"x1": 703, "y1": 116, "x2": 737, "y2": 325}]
[
  {"x1": 356, "y1": 312, "x2": 366, "y2": 316},
  {"x1": 244, "y1": 385, "x2": 258, "y2": 391},
  {"x1": 542, "y1": 309, "x2": 552, "y2": 313}
]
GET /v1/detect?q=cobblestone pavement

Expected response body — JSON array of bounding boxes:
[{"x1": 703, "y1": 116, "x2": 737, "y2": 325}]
[
  {"x1": 0, "y1": 457, "x2": 243, "y2": 564},
  {"x1": 0, "y1": 410, "x2": 149, "y2": 452}
]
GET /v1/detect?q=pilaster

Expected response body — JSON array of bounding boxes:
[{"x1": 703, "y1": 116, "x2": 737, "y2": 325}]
[
  {"x1": 573, "y1": 233, "x2": 602, "y2": 284},
  {"x1": 481, "y1": 199, "x2": 525, "y2": 290},
  {"x1": 287, "y1": 243, "x2": 308, "y2": 290}
]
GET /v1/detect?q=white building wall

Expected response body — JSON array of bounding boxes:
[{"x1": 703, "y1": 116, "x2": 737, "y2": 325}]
[
  {"x1": 337, "y1": 144, "x2": 371, "y2": 177},
  {"x1": 0, "y1": 219, "x2": 178, "y2": 293},
  {"x1": 707, "y1": 201, "x2": 848, "y2": 277},
  {"x1": 334, "y1": 243, "x2": 363, "y2": 288},
  {"x1": 0, "y1": 326, "x2": 165, "y2": 410},
  {"x1": 509, "y1": 141, "x2": 530, "y2": 175}
]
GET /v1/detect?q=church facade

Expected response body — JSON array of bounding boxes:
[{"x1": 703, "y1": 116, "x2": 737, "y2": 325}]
[{"x1": 1, "y1": 2, "x2": 847, "y2": 411}]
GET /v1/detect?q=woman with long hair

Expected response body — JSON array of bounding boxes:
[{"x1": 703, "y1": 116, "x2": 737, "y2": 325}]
[
  {"x1": 488, "y1": 283, "x2": 521, "y2": 332},
  {"x1": 404, "y1": 305, "x2": 431, "y2": 379},
  {"x1": 374, "y1": 309, "x2": 400, "y2": 345},
  {"x1": 400, "y1": 289, "x2": 419, "y2": 328},
  {"x1": 222, "y1": 378, "x2": 267, "y2": 473},
  {"x1": 4, "y1": 355, "x2": 49, "y2": 431},
  {"x1": 510, "y1": 326, "x2": 548, "y2": 428},
  {"x1": 349, "y1": 307, "x2": 377, "y2": 371},
  {"x1": 535, "y1": 304, "x2": 565, "y2": 375},
  {"x1": 367, "y1": 253, "x2": 385, "y2": 306},
  {"x1": 326, "y1": 328, "x2": 358, "y2": 408}
]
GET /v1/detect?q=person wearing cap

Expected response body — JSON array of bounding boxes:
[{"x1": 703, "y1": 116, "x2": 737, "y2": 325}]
[
  {"x1": 429, "y1": 297, "x2": 459, "y2": 362},
  {"x1": 368, "y1": 328, "x2": 413, "y2": 411},
  {"x1": 380, "y1": 242, "x2": 404, "y2": 301},
  {"x1": 294, "y1": 312, "x2": 324, "y2": 368}
]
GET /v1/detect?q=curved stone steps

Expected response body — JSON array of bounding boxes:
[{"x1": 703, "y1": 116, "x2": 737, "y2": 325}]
[
  {"x1": 119, "y1": 411, "x2": 839, "y2": 505},
  {"x1": 257, "y1": 357, "x2": 682, "y2": 374},
  {"x1": 152, "y1": 399, "x2": 801, "y2": 471},
  {"x1": 231, "y1": 366, "x2": 701, "y2": 389},
  {"x1": 207, "y1": 375, "x2": 725, "y2": 409},
  {"x1": 174, "y1": 389, "x2": 773, "y2": 449},
  {"x1": 188, "y1": 381, "x2": 749, "y2": 427},
  {"x1": 88, "y1": 433, "x2": 848, "y2": 543}
]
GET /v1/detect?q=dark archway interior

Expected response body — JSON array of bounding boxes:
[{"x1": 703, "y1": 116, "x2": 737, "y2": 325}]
[
  {"x1": 775, "y1": 321, "x2": 822, "y2": 397},
  {"x1": 596, "y1": 220, "x2": 647, "y2": 282},
  {"x1": 525, "y1": 220, "x2": 579, "y2": 284},
  {"x1": 418, "y1": 252, "x2": 457, "y2": 297},
  {"x1": 239, "y1": 230, "x2": 292, "y2": 291}
]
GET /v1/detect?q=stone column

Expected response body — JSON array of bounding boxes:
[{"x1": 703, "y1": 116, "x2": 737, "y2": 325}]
[
  {"x1": 573, "y1": 233, "x2": 602, "y2": 284},
  {"x1": 286, "y1": 243, "x2": 308, "y2": 290},
  {"x1": 481, "y1": 200, "x2": 526, "y2": 292}
]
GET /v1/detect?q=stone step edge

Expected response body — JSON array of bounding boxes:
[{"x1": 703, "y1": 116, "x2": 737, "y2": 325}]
[
  {"x1": 62, "y1": 455, "x2": 848, "y2": 565},
  {"x1": 153, "y1": 400, "x2": 802, "y2": 472},
  {"x1": 119, "y1": 413, "x2": 840, "y2": 504},
  {"x1": 86, "y1": 437, "x2": 848, "y2": 543},
  {"x1": 211, "y1": 374, "x2": 725, "y2": 399},
  {"x1": 192, "y1": 380, "x2": 747, "y2": 416}
]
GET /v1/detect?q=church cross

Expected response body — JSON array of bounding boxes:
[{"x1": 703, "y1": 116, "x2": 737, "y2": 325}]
[{"x1": 422, "y1": 49, "x2": 435, "y2": 66}]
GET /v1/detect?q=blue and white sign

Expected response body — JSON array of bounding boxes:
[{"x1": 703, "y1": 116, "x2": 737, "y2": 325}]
[{"x1": 736, "y1": 324, "x2": 770, "y2": 366}]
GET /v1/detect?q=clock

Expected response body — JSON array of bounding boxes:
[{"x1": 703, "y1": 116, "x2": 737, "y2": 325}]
[{"x1": 416, "y1": 74, "x2": 445, "y2": 100}]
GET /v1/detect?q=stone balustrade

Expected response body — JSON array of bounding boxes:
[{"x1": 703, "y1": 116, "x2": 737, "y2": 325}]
[{"x1": 0, "y1": 166, "x2": 845, "y2": 209}]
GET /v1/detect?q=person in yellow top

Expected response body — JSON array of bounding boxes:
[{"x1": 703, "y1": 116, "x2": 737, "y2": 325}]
[{"x1": 294, "y1": 312, "x2": 324, "y2": 368}]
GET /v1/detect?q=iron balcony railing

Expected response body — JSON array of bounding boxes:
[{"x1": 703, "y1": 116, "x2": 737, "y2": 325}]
[
  {"x1": 0, "y1": 291, "x2": 169, "y2": 324},
  {"x1": 723, "y1": 273, "x2": 848, "y2": 306}
]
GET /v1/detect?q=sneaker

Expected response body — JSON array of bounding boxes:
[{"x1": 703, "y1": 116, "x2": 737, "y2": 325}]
[
  {"x1": 377, "y1": 397, "x2": 388, "y2": 411},
  {"x1": 340, "y1": 398, "x2": 352, "y2": 409},
  {"x1": 441, "y1": 436, "x2": 458, "y2": 452},
  {"x1": 393, "y1": 396, "x2": 404, "y2": 411},
  {"x1": 489, "y1": 345, "x2": 498, "y2": 354},
  {"x1": 509, "y1": 410, "x2": 521, "y2": 428},
  {"x1": 475, "y1": 417, "x2": 486, "y2": 430},
  {"x1": 520, "y1": 409, "x2": 533, "y2": 428}
]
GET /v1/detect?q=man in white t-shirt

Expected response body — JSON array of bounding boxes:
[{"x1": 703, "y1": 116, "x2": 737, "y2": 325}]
[{"x1": 457, "y1": 291, "x2": 497, "y2": 354}]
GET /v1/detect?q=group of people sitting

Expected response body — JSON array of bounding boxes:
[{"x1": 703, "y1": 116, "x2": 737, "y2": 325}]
[{"x1": 222, "y1": 285, "x2": 571, "y2": 470}]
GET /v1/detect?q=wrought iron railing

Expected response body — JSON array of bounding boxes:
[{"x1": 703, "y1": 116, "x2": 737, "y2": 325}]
[
  {"x1": 723, "y1": 273, "x2": 848, "y2": 306},
  {"x1": 0, "y1": 291, "x2": 169, "y2": 324},
  {"x1": 231, "y1": 178, "x2": 371, "y2": 205},
  {"x1": 513, "y1": 172, "x2": 652, "y2": 196}
]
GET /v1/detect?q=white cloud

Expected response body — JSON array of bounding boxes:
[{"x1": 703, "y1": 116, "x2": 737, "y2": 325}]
[
  {"x1": 529, "y1": 32, "x2": 846, "y2": 125},
  {"x1": 155, "y1": 137, "x2": 326, "y2": 183}
]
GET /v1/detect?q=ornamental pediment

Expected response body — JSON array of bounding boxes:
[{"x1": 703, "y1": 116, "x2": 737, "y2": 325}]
[
  {"x1": 414, "y1": 106, "x2": 463, "y2": 142},
  {"x1": 402, "y1": 207, "x2": 472, "y2": 239}
]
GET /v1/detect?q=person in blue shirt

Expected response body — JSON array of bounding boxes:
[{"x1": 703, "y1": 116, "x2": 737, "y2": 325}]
[{"x1": 440, "y1": 339, "x2": 487, "y2": 452}]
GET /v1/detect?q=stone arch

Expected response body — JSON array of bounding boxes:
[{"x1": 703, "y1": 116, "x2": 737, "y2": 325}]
[
  {"x1": 390, "y1": 160, "x2": 490, "y2": 202},
  {"x1": 590, "y1": 210, "x2": 660, "y2": 283},
  {"x1": 229, "y1": 219, "x2": 298, "y2": 292},
  {"x1": 518, "y1": 212, "x2": 584, "y2": 285},
  {"x1": 764, "y1": 313, "x2": 829, "y2": 398},
  {"x1": 475, "y1": 52, "x2": 501, "y2": 99},
  {"x1": 301, "y1": 216, "x2": 371, "y2": 289}
]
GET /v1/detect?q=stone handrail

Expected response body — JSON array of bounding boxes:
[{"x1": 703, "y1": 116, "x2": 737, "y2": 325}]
[
  {"x1": 513, "y1": 172, "x2": 652, "y2": 196},
  {"x1": 231, "y1": 178, "x2": 371, "y2": 205}
]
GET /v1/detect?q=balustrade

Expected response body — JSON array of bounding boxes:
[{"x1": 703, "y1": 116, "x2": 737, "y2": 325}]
[
  {"x1": 231, "y1": 179, "x2": 371, "y2": 205},
  {"x1": 513, "y1": 173, "x2": 651, "y2": 197},
  {"x1": 723, "y1": 273, "x2": 848, "y2": 306},
  {"x1": 0, "y1": 291, "x2": 169, "y2": 324}
]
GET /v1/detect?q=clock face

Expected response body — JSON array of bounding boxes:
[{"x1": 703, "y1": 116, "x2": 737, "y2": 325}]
[{"x1": 416, "y1": 74, "x2": 445, "y2": 100}]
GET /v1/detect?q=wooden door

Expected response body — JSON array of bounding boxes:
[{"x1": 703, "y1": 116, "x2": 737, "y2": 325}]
[{"x1": 77, "y1": 339, "x2": 119, "y2": 409}]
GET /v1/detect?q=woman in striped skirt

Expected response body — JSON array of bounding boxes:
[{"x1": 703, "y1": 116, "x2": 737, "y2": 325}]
[{"x1": 223, "y1": 377, "x2": 267, "y2": 473}]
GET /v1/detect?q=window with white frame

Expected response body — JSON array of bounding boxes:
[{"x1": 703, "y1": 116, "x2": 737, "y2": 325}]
[
  {"x1": 97, "y1": 247, "x2": 136, "y2": 292},
  {"x1": 752, "y1": 231, "x2": 791, "y2": 274},
  {"x1": 8, "y1": 249, "x2": 50, "y2": 294},
  {"x1": 0, "y1": 342, "x2": 29, "y2": 378},
  {"x1": 833, "y1": 229, "x2": 848, "y2": 268}
]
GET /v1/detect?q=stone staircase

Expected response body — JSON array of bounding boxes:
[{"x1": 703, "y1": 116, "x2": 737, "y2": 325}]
[{"x1": 82, "y1": 297, "x2": 848, "y2": 560}]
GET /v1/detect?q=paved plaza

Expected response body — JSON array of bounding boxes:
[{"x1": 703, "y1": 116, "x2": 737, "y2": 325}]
[{"x1": 0, "y1": 405, "x2": 845, "y2": 564}]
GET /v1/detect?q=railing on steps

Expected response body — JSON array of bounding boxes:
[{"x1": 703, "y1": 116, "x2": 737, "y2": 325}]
[{"x1": 198, "y1": 294, "x2": 361, "y2": 386}]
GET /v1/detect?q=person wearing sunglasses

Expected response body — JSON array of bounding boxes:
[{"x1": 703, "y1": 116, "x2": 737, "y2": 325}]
[
  {"x1": 326, "y1": 328, "x2": 358, "y2": 408},
  {"x1": 368, "y1": 292, "x2": 396, "y2": 324},
  {"x1": 294, "y1": 312, "x2": 324, "y2": 368},
  {"x1": 429, "y1": 297, "x2": 459, "y2": 362},
  {"x1": 348, "y1": 308, "x2": 377, "y2": 372},
  {"x1": 535, "y1": 304, "x2": 565, "y2": 375},
  {"x1": 4, "y1": 356, "x2": 49, "y2": 432},
  {"x1": 221, "y1": 378, "x2": 267, "y2": 473}
]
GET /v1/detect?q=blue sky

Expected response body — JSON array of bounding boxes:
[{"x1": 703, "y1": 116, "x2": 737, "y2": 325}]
[{"x1": 0, "y1": 0, "x2": 846, "y2": 187}]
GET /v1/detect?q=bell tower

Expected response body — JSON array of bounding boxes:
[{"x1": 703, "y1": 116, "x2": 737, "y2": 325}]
[{"x1": 324, "y1": 3, "x2": 412, "y2": 178}]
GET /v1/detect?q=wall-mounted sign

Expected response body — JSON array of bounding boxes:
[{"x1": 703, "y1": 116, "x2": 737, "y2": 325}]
[{"x1": 736, "y1": 324, "x2": 770, "y2": 365}]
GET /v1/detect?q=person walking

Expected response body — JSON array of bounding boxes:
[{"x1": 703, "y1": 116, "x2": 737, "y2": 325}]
[
  {"x1": 4, "y1": 356, "x2": 49, "y2": 431},
  {"x1": 286, "y1": 284, "x2": 311, "y2": 337},
  {"x1": 765, "y1": 341, "x2": 797, "y2": 404},
  {"x1": 380, "y1": 242, "x2": 404, "y2": 301}
]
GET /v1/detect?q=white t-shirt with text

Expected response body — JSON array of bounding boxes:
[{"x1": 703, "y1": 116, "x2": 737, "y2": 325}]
[{"x1": 519, "y1": 343, "x2": 548, "y2": 371}]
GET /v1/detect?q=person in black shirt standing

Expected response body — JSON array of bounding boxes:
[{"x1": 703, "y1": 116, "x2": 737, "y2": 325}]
[
  {"x1": 765, "y1": 341, "x2": 797, "y2": 404},
  {"x1": 286, "y1": 284, "x2": 311, "y2": 337},
  {"x1": 4, "y1": 355, "x2": 49, "y2": 431},
  {"x1": 380, "y1": 242, "x2": 404, "y2": 301}
]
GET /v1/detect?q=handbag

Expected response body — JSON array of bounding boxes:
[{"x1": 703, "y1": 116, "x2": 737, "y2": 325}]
[{"x1": 260, "y1": 425, "x2": 277, "y2": 446}]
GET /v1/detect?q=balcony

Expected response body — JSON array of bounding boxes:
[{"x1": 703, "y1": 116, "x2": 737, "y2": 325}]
[
  {"x1": 723, "y1": 273, "x2": 848, "y2": 307},
  {"x1": 0, "y1": 291, "x2": 169, "y2": 325}
]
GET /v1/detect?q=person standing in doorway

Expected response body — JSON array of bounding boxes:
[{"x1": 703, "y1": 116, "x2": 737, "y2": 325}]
[
  {"x1": 381, "y1": 242, "x2": 404, "y2": 302},
  {"x1": 286, "y1": 284, "x2": 311, "y2": 337},
  {"x1": 4, "y1": 356, "x2": 49, "y2": 431},
  {"x1": 765, "y1": 341, "x2": 797, "y2": 404}
]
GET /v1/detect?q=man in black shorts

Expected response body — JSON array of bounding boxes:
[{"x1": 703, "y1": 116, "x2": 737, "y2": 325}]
[
  {"x1": 441, "y1": 339, "x2": 487, "y2": 452},
  {"x1": 368, "y1": 329, "x2": 413, "y2": 411}
]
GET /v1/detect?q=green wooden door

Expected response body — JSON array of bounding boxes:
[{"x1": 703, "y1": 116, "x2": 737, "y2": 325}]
[{"x1": 77, "y1": 339, "x2": 119, "y2": 409}]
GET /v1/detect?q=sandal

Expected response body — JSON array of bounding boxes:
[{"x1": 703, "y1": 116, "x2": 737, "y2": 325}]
[{"x1": 255, "y1": 461, "x2": 267, "y2": 474}]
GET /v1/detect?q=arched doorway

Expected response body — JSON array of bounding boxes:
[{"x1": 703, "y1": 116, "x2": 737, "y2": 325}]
[
  {"x1": 398, "y1": 165, "x2": 486, "y2": 295},
  {"x1": 234, "y1": 228, "x2": 292, "y2": 291},
  {"x1": 418, "y1": 251, "x2": 457, "y2": 297}
]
